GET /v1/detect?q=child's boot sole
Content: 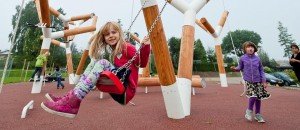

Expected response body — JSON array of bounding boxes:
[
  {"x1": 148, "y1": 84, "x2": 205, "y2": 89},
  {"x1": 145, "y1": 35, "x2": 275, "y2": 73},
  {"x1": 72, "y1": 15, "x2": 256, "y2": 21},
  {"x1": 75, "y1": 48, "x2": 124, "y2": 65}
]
[
  {"x1": 254, "y1": 117, "x2": 265, "y2": 123},
  {"x1": 40, "y1": 102, "x2": 76, "y2": 118}
]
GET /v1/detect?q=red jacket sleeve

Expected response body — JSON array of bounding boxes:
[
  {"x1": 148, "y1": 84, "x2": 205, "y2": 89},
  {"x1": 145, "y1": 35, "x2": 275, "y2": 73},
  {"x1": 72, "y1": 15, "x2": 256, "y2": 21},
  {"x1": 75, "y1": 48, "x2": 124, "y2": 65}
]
[{"x1": 126, "y1": 43, "x2": 150, "y2": 68}]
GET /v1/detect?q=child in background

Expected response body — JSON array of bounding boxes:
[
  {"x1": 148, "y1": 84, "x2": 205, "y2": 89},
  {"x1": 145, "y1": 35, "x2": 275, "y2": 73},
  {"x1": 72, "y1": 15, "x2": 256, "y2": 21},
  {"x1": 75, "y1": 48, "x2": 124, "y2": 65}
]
[
  {"x1": 51, "y1": 66, "x2": 64, "y2": 89},
  {"x1": 231, "y1": 41, "x2": 271, "y2": 123},
  {"x1": 29, "y1": 51, "x2": 50, "y2": 81}
]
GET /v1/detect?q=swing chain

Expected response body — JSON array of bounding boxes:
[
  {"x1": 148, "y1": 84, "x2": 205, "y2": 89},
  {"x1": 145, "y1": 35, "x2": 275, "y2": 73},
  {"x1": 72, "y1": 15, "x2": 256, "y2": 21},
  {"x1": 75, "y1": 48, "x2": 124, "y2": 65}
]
[
  {"x1": 127, "y1": 0, "x2": 148, "y2": 33},
  {"x1": 114, "y1": 1, "x2": 168, "y2": 82},
  {"x1": 147, "y1": 1, "x2": 168, "y2": 38}
]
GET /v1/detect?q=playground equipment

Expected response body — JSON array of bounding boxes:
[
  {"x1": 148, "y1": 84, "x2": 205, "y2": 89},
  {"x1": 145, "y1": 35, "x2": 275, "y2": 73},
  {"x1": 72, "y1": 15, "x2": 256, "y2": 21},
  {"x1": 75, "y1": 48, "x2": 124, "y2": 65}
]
[
  {"x1": 31, "y1": 0, "x2": 97, "y2": 93},
  {"x1": 195, "y1": 11, "x2": 229, "y2": 87},
  {"x1": 137, "y1": 0, "x2": 210, "y2": 119},
  {"x1": 44, "y1": 8, "x2": 96, "y2": 85},
  {"x1": 21, "y1": 100, "x2": 34, "y2": 119},
  {"x1": 20, "y1": 0, "x2": 228, "y2": 120},
  {"x1": 129, "y1": 32, "x2": 205, "y2": 91},
  {"x1": 97, "y1": 0, "x2": 207, "y2": 119}
]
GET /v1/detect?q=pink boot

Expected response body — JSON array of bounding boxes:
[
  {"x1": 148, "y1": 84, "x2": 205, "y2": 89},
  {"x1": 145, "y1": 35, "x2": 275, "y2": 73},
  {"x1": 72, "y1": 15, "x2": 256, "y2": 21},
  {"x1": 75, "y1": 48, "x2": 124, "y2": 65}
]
[
  {"x1": 45, "y1": 90, "x2": 74, "y2": 102},
  {"x1": 41, "y1": 90, "x2": 81, "y2": 118}
]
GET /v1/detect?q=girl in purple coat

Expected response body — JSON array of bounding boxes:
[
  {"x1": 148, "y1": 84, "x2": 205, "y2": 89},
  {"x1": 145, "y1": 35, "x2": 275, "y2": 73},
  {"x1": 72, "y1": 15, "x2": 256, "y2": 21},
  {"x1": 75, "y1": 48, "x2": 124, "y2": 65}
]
[{"x1": 231, "y1": 41, "x2": 271, "y2": 123}]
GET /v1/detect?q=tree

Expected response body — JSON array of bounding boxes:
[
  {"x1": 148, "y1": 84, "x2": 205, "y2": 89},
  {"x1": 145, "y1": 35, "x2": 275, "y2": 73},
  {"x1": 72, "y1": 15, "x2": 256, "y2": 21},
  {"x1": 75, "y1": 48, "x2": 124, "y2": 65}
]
[
  {"x1": 222, "y1": 29, "x2": 262, "y2": 57},
  {"x1": 224, "y1": 55, "x2": 234, "y2": 64},
  {"x1": 168, "y1": 37, "x2": 181, "y2": 70},
  {"x1": 193, "y1": 39, "x2": 207, "y2": 63},
  {"x1": 117, "y1": 19, "x2": 139, "y2": 46},
  {"x1": 257, "y1": 48, "x2": 270, "y2": 67},
  {"x1": 168, "y1": 37, "x2": 207, "y2": 72},
  {"x1": 206, "y1": 47, "x2": 216, "y2": 63},
  {"x1": 206, "y1": 47, "x2": 217, "y2": 71},
  {"x1": 277, "y1": 21, "x2": 295, "y2": 57},
  {"x1": 269, "y1": 59, "x2": 279, "y2": 69},
  {"x1": 9, "y1": 2, "x2": 41, "y2": 68}
]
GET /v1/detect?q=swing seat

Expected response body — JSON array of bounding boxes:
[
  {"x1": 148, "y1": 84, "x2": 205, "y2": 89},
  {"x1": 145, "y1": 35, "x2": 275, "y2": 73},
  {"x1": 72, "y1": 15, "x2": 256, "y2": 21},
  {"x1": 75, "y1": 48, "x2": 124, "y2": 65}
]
[{"x1": 96, "y1": 70, "x2": 125, "y2": 94}]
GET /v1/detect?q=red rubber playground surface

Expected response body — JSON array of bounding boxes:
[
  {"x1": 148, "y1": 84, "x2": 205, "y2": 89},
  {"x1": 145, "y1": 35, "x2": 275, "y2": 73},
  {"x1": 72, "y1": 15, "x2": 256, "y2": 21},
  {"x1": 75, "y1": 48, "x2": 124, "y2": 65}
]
[{"x1": 0, "y1": 80, "x2": 300, "y2": 130}]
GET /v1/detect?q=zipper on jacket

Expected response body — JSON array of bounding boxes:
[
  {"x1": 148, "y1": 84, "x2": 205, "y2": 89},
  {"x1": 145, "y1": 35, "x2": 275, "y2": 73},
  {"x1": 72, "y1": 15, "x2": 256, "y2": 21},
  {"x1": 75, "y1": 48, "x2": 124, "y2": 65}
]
[{"x1": 250, "y1": 55, "x2": 253, "y2": 82}]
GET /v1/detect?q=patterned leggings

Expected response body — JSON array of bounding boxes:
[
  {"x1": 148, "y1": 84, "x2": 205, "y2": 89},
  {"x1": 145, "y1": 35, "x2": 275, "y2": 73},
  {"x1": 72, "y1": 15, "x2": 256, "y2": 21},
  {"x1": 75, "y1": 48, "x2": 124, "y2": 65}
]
[{"x1": 73, "y1": 59, "x2": 114, "y2": 100}]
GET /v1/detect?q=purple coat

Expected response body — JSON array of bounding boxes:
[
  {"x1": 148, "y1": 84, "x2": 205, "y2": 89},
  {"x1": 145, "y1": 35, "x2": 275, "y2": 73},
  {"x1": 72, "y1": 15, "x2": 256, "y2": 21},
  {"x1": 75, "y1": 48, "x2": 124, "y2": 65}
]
[{"x1": 236, "y1": 54, "x2": 266, "y2": 83}]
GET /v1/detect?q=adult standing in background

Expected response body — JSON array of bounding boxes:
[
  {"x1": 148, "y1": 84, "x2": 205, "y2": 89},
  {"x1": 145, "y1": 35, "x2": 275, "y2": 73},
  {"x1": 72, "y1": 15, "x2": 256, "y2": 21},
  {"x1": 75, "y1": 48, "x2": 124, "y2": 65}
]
[{"x1": 289, "y1": 44, "x2": 300, "y2": 82}]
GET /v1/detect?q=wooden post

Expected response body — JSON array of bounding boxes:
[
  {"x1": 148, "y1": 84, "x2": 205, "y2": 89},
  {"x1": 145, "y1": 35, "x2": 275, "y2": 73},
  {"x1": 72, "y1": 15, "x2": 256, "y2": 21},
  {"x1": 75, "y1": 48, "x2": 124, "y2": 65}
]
[
  {"x1": 39, "y1": 0, "x2": 51, "y2": 61},
  {"x1": 167, "y1": 0, "x2": 209, "y2": 117},
  {"x1": 178, "y1": 26, "x2": 195, "y2": 80},
  {"x1": 74, "y1": 45, "x2": 89, "y2": 83},
  {"x1": 215, "y1": 45, "x2": 225, "y2": 73},
  {"x1": 200, "y1": 18, "x2": 217, "y2": 37},
  {"x1": 49, "y1": 6, "x2": 94, "y2": 22},
  {"x1": 71, "y1": 14, "x2": 94, "y2": 21},
  {"x1": 75, "y1": 49, "x2": 89, "y2": 75},
  {"x1": 138, "y1": 76, "x2": 205, "y2": 88},
  {"x1": 200, "y1": 17, "x2": 228, "y2": 87},
  {"x1": 34, "y1": 0, "x2": 42, "y2": 22},
  {"x1": 195, "y1": 19, "x2": 208, "y2": 32},
  {"x1": 50, "y1": 23, "x2": 96, "y2": 39},
  {"x1": 142, "y1": 61, "x2": 151, "y2": 77},
  {"x1": 63, "y1": 20, "x2": 75, "y2": 84},
  {"x1": 141, "y1": 0, "x2": 185, "y2": 119},
  {"x1": 32, "y1": 0, "x2": 52, "y2": 93},
  {"x1": 38, "y1": 0, "x2": 51, "y2": 28},
  {"x1": 44, "y1": 16, "x2": 97, "y2": 39},
  {"x1": 130, "y1": 33, "x2": 141, "y2": 43},
  {"x1": 216, "y1": 11, "x2": 229, "y2": 36},
  {"x1": 142, "y1": 2, "x2": 176, "y2": 86},
  {"x1": 49, "y1": 7, "x2": 60, "y2": 17}
]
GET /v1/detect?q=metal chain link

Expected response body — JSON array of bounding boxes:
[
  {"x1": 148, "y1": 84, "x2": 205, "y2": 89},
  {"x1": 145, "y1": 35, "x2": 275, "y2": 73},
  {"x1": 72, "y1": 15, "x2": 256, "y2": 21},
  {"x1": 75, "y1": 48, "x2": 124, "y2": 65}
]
[
  {"x1": 146, "y1": 1, "x2": 168, "y2": 38},
  {"x1": 114, "y1": 1, "x2": 168, "y2": 83}
]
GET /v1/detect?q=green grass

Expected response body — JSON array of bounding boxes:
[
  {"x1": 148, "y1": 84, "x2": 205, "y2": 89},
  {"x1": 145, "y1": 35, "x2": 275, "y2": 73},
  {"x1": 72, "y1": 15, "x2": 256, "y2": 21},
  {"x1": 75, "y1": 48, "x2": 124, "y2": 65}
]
[
  {"x1": 0, "y1": 69, "x2": 32, "y2": 84},
  {"x1": 1, "y1": 77, "x2": 28, "y2": 84},
  {"x1": 0, "y1": 69, "x2": 68, "y2": 84}
]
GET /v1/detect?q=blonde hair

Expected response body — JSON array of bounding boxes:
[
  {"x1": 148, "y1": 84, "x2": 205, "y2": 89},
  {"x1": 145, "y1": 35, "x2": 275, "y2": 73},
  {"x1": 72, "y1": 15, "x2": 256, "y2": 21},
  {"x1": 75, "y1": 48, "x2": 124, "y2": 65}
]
[{"x1": 89, "y1": 21, "x2": 126, "y2": 61}]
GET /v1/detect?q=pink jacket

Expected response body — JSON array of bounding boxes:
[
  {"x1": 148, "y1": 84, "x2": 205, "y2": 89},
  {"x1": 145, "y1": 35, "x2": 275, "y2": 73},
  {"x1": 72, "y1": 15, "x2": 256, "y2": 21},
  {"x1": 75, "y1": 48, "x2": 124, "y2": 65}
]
[{"x1": 113, "y1": 42, "x2": 150, "y2": 104}]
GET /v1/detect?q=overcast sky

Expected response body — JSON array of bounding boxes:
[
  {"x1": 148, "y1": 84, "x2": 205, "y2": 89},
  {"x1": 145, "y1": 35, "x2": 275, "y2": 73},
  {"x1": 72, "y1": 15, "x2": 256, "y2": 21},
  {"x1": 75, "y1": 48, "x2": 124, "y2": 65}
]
[{"x1": 1, "y1": 0, "x2": 299, "y2": 61}]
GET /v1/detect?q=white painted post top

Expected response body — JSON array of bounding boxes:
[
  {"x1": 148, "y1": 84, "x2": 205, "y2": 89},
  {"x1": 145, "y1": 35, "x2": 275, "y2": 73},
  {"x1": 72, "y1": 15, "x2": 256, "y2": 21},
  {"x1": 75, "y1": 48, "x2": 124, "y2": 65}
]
[
  {"x1": 140, "y1": 0, "x2": 158, "y2": 8},
  {"x1": 168, "y1": 0, "x2": 209, "y2": 13}
]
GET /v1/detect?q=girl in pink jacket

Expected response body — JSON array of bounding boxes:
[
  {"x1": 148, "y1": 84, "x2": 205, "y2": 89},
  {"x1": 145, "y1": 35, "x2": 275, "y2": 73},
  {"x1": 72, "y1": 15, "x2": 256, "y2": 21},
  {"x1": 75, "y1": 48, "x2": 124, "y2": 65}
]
[{"x1": 41, "y1": 21, "x2": 150, "y2": 118}]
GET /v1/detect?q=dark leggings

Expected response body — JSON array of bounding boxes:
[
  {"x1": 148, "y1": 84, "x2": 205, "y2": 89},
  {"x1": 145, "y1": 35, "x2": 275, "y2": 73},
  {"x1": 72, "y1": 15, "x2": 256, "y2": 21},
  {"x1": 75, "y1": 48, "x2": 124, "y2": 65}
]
[
  {"x1": 294, "y1": 70, "x2": 300, "y2": 82},
  {"x1": 31, "y1": 67, "x2": 42, "y2": 79},
  {"x1": 57, "y1": 77, "x2": 64, "y2": 88}
]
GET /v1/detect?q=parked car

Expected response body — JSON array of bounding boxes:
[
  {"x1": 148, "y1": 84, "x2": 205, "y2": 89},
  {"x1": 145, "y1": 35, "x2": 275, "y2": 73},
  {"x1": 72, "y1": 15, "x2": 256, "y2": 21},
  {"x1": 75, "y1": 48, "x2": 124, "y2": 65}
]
[
  {"x1": 265, "y1": 73, "x2": 284, "y2": 86},
  {"x1": 270, "y1": 72, "x2": 297, "y2": 86}
]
